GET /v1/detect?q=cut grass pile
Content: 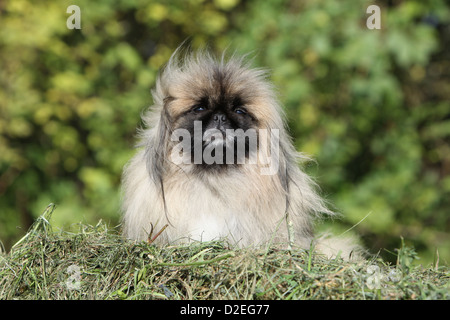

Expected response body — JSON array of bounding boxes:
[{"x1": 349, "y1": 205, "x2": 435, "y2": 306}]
[{"x1": 0, "y1": 204, "x2": 448, "y2": 300}]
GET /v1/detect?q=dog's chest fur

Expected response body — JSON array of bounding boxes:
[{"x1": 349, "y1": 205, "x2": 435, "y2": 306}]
[{"x1": 162, "y1": 170, "x2": 286, "y2": 245}]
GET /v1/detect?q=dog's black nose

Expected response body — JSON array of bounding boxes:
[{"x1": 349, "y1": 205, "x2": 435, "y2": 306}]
[{"x1": 213, "y1": 114, "x2": 227, "y2": 123}]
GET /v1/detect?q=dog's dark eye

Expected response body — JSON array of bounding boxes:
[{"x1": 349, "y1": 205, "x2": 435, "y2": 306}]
[
  {"x1": 234, "y1": 108, "x2": 247, "y2": 115},
  {"x1": 193, "y1": 105, "x2": 206, "y2": 112}
]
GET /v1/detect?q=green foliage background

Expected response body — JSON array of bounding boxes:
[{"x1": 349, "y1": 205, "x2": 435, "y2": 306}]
[{"x1": 1, "y1": 0, "x2": 449, "y2": 264}]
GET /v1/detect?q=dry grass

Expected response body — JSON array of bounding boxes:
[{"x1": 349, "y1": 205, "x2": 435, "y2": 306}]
[{"x1": 0, "y1": 204, "x2": 448, "y2": 300}]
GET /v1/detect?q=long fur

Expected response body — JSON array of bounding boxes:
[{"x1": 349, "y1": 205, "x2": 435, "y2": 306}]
[{"x1": 121, "y1": 48, "x2": 362, "y2": 260}]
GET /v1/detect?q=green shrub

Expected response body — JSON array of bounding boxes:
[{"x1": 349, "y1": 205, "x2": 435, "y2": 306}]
[{"x1": 1, "y1": 0, "x2": 449, "y2": 264}]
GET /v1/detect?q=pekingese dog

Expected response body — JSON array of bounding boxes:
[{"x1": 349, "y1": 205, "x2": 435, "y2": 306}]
[{"x1": 121, "y1": 47, "x2": 361, "y2": 259}]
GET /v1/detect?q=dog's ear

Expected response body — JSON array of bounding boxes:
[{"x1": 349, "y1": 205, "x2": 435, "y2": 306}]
[
  {"x1": 145, "y1": 102, "x2": 172, "y2": 185},
  {"x1": 277, "y1": 144, "x2": 291, "y2": 212},
  {"x1": 145, "y1": 100, "x2": 173, "y2": 225},
  {"x1": 276, "y1": 136, "x2": 304, "y2": 214}
]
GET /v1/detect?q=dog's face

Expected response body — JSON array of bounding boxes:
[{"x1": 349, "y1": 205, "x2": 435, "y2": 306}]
[{"x1": 159, "y1": 55, "x2": 277, "y2": 173}]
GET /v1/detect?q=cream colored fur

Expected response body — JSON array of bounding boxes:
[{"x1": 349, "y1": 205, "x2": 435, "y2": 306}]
[{"x1": 121, "y1": 48, "x2": 363, "y2": 260}]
